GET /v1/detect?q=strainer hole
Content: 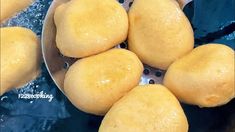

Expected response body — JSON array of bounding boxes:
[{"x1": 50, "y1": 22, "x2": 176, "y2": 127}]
[
  {"x1": 155, "y1": 71, "x2": 162, "y2": 77},
  {"x1": 143, "y1": 68, "x2": 150, "y2": 75},
  {"x1": 120, "y1": 43, "x2": 127, "y2": 49},
  {"x1": 149, "y1": 79, "x2": 155, "y2": 84},
  {"x1": 118, "y1": 0, "x2": 124, "y2": 3},
  {"x1": 63, "y1": 62, "x2": 70, "y2": 69}
]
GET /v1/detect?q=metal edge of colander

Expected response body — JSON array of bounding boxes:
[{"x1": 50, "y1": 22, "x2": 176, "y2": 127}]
[{"x1": 42, "y1": 0, "x2": 70, "y2": 93}]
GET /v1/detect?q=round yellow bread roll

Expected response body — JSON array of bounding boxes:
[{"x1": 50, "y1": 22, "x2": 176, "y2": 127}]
[
  {"x1": 64, "y1": 49, "x2": 143, "y2": 115},
  {"x1": 0, "y1": 0, "x2": 33, "y2": 22},
  {"x1": 0, "y1": 27, "x2": 41, "y2": 95},
  {"x1": 99, "y1": 84, "x2": 188, "y2": 132},
  {"x1": 163, "y1": 44, "x2": 235, "y2": 107},
  {"x1": 128, "y1": 0, "x2": 194, "y2": 70},
  {"x1": 54, "y1": 0, "x2": 128, "y2": 58}
]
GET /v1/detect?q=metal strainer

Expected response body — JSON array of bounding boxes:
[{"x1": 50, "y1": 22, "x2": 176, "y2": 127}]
[
  {"x1": 41, "y1": 0, "x2": 235, "y2": 131},
  {"x1": 41, "y1": 0, "x2": 167, "y2": 92}
]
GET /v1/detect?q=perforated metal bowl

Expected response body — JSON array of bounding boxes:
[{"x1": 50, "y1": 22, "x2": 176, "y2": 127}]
[
  {"x1": 41, "y1": 0, "x2": 235, "y2": 131},
  {"x1": 41, "y1": 0, "x2": 167, "y2": 92}
]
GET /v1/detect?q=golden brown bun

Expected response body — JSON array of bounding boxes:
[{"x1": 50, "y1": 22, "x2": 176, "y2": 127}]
[
  {"x1": 0, "y1": 0, "x2": 33, "y2": 22},
  {"x1": 128, "y1": 0, "x2": 194, "y2": 70},
  {"x1": 99, "y1": 84, "x2": 188, "y2": 132},
  {"x1": 0, "y1": 27, "x2": 41, "y2": 95},
  {"x1": 64, "y1": 49, "x2": 143, "y2": 115},
  {"x1": 164, "y1": 44, "x2": 235, "y2": 107},
  {"x1": 54, "y1": 0, "x2": 128, "y2": 58}
]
